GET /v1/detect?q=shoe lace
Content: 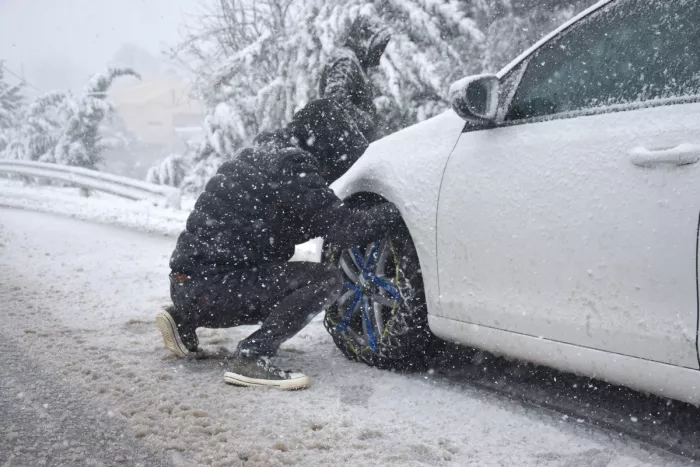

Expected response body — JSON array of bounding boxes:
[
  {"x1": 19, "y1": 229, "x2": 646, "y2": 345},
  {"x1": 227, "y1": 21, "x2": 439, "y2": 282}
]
[{"x1": 256, "y1": 357, "x2": 287, "y2": 377}]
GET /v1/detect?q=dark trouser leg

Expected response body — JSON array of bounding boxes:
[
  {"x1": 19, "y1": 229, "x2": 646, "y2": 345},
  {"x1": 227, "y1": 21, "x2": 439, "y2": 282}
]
[
  {"x1": 236, "y1": 262, "x2": 343, "y2": 357},
  {"x1": 170, "y1": 268, "x2": 262, "y2": 331},
  {"x1": 170, "y1": 262, "x2": 343, "y2": 357}
]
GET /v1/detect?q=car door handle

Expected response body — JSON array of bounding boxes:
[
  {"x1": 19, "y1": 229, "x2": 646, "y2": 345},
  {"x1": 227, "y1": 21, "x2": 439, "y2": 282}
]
[{"x1": 630, "y1": 144, "x2": 700, "y2": 168}]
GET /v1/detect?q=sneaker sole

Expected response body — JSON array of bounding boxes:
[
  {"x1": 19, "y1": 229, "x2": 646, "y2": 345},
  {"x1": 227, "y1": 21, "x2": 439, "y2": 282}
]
[
  {"x1": 156, "y1": 310, "x2": 192, "y2": 358},
  {"x1": 223, "y1": 372, "x2": 310, "y2": 391}
]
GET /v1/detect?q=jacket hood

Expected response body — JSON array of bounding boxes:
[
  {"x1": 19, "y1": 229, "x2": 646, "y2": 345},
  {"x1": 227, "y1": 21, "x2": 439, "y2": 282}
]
[
  {"x1": 287, "y1": 98, "x2": 369, "y2": 182},
  {"x1": 344, "y1": 16, "x2": 391, "y2": 69}
]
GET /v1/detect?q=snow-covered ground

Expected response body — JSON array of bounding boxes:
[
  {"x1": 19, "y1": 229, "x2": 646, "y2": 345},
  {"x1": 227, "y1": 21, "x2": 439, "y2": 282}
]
[
  {"x1": 0, "y1": 185, "x2": 692, "y2": 465},
  {"x1": 0, "y1": 178, "x2": 189, "y2": 235},
  {"x1": 0, "y1": 179, "x2": 321, "y2": 262}
]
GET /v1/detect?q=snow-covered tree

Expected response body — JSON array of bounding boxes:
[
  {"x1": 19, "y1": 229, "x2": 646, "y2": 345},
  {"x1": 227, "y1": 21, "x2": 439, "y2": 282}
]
[
  {"x1": 174, "y1": 0, "x2": 592, "y2": 193},
  {"x1": 48, "y1": 68, "x2": 140, "y2": 169},
  {"x1": 2, "y1": 68, "x2": 140, "y2": 169},
  {"x1": 179, "y1": 140, "x2": 223, "y2": 194},
  {"x1": 0, "y1": 63, "x2": 25, "y2": 153},
  {"x1": 147, "y1": 153, "x2": 188, "y2": 187},
  {"x1": 1, "y1": 92, "x2": 66, "y2": 161},
  {"x1": 176, "y1": 0, "x2": 484, "y2": 146}
]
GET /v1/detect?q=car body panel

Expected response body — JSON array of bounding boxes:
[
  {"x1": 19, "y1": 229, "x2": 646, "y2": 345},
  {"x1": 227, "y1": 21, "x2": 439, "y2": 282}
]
[
  {"x1": 437, "y1": 100, "x2": 700, "y2": 369},
  {"x1": 429, "y1": 315, "x2": 700, "y2": 406},
  {"x1": 437, "y1": 0, "x2": 700, "y2": 370},
  {"x1": 327, "y1": 0, "x2": 700, "y2": 405},
  {"x1": 331, "y1": 110, "x2": 466, "y2": 318}
]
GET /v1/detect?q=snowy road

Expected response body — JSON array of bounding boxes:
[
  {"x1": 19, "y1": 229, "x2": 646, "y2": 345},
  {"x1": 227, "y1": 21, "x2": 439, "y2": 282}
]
[{"x1": 0, "y1": 208, "x2": 692, "y2": 466}]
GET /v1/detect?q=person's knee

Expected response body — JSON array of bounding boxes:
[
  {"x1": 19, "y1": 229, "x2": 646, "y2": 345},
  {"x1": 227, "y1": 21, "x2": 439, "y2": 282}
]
[{"x1": 294, "y1": 262, "x2": 344, "y2": 297}]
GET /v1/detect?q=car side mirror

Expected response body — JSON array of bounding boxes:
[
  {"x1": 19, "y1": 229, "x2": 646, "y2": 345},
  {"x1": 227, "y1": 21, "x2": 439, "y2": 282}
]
[{"x1": 449, "y1": 74, "x2": 499, "y2": 124}]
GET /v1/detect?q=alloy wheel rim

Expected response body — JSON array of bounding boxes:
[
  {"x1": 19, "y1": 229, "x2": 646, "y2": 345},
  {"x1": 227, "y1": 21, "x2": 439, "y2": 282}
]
[{"x1": 335, "y1": 239, "x2": 401, "y2": 352}]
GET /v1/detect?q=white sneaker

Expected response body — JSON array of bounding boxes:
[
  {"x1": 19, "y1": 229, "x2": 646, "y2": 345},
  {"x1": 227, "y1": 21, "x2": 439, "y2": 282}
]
[{"x1": 156, "y1": 307, "x2": 199, "y2": 358}]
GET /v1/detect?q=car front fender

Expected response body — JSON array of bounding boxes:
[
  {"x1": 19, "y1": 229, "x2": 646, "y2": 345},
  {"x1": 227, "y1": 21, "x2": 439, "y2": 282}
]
[{"x1": 329, "y1": 109, "x2": 466, "y2": 317}]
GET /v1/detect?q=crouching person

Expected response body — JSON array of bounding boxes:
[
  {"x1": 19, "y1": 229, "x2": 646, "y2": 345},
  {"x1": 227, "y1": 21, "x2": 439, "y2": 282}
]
[{"x1": 156, "y1": 99, "x2": 402, "y2": 390}]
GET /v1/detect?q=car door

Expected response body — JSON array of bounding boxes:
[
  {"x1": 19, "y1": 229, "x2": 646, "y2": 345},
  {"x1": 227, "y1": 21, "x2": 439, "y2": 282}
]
[{"x1": 437, "y1": 0, "x2": 700, "y2": 368}]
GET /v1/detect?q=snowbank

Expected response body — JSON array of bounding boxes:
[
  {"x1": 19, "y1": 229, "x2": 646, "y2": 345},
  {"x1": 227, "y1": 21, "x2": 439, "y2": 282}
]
[{"x1": 0, "y1": 178, "x2": 321, "y2": 262}]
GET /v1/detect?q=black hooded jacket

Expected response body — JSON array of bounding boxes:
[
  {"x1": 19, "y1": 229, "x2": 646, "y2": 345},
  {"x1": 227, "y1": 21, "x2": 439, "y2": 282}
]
[
  {"x1": 170, "y1": 99, "x2": 402, "y2": 277},
  {"x1": 319, "y1": 16, "x2": 391, "y2": 143}
]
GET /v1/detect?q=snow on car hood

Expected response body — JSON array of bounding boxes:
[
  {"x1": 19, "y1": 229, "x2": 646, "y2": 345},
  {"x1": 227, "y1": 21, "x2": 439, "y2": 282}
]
[{"x1": 331, "y1": 109, "x2": 465, "y2": 201}]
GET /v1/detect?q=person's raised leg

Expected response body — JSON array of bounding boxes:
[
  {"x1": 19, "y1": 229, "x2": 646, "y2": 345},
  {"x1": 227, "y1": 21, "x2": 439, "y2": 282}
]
[{"x1": 224, "y1": 262, "x2": 343, "y2": 390}]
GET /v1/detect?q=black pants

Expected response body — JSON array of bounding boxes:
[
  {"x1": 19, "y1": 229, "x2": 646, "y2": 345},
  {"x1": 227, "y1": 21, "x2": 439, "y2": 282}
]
[{"x1": 170, "y1": 262, "x2": 343, "y2": 357}]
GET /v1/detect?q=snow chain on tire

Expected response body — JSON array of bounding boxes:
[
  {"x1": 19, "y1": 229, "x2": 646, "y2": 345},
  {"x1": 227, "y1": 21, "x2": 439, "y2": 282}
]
[{"x1": 323, "y1": 225, "x2": 434, "y2": 371}]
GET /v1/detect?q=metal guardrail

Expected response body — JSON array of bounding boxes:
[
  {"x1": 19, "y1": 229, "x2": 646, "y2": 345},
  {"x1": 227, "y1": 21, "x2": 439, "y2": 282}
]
[{"x1": 0, "y1": 160, "x2": 181, "y2": 209}]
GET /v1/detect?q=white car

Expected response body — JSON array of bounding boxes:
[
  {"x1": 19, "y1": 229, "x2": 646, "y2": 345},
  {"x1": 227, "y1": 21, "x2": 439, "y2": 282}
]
[{"x1": 323, "y1": 0, "x2": 700, "y2": 406}]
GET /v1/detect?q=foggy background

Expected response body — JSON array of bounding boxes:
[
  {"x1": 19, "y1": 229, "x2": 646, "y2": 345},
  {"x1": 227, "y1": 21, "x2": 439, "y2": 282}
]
[
  {"x1": 0, "y1": 0, "x2": 207, "y2": 178},
  {"x1": 0, "y1": 0, "x2": 198, "y2": 92}
]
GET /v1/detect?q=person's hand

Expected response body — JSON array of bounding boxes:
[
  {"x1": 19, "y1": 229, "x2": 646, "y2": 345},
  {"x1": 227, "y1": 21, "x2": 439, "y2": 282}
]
[{"x1": 376, "y1": 203, "x2": 403, "y2": 235}]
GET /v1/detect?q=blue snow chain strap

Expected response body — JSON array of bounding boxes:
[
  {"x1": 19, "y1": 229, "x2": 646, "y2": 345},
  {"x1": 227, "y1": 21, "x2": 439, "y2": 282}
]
[{"x1": 335, "y1": 241, "x2": 401, "y2": 352}]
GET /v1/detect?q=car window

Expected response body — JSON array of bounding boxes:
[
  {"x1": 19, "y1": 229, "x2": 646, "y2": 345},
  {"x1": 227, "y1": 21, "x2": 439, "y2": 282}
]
[{"x1": 506, "y1": 0, "x2": 700, "y2": 121}]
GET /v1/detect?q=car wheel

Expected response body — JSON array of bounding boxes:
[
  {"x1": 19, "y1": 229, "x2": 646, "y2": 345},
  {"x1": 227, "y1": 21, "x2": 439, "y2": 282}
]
[{"x1": 323, "y1": 225, "x2": 434, "y2": 370}]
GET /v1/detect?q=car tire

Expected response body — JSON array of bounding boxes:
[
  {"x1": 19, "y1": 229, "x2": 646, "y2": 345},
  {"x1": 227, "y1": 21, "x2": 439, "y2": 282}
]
[{"x1": 323, "y1": 224, "x2": 435, "y2": 371}]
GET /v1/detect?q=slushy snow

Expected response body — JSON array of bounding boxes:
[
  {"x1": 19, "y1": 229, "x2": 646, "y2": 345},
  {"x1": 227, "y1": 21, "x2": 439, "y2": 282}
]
[{"x1": 0, "y1": 182, "x2": 688, "y2": 466}]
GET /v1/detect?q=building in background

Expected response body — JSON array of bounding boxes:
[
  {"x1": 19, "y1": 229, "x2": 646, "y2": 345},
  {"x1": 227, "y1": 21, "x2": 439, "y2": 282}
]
[{"x1": 104, "y1": 74, "x2": 205, "y2": 179}]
